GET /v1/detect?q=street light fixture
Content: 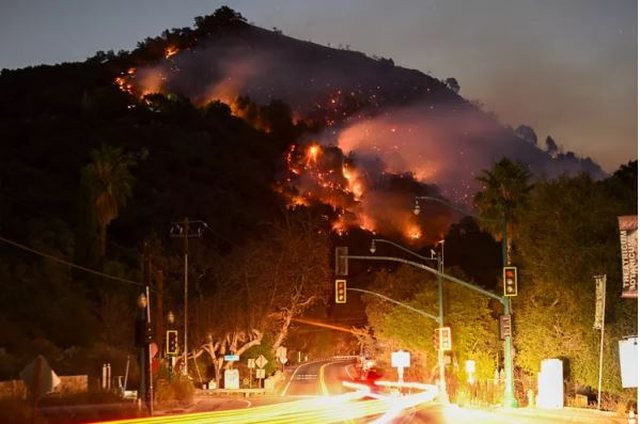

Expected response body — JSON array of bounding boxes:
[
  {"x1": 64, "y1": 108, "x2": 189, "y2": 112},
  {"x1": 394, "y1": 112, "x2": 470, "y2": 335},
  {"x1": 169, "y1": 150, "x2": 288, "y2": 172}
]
[{"x1": 414, "y1": 195, "x2": 517, "y2": 408}]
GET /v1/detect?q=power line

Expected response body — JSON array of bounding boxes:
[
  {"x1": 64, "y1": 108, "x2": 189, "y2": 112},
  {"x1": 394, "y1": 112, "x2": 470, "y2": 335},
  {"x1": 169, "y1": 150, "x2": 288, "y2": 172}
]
[{"x1": 0, "y1": 234, "x2": 144, "y2": 288}]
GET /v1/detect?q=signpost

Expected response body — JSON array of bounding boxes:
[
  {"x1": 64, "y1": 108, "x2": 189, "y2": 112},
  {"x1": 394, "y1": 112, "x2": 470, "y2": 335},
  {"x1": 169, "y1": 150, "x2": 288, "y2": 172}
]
[
  {"x1": 276, "y1": 346, "x2": 287, "y2": 371},
  {"x1": 391, "y1": 350, "x2": 410, "y2": 384},
  {"x1": 255, "y1": 354, "x2": 268, "y2": 388},
  {"x1": 594, "y1": 275, "x2": 607, "y2": 410}
]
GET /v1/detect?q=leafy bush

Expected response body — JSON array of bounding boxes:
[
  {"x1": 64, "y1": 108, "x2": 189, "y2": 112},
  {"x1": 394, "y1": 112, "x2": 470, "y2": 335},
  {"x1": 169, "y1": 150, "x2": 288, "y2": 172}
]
[{"x1": 154, "y1": 376, "x2": 194, "y2": 408}]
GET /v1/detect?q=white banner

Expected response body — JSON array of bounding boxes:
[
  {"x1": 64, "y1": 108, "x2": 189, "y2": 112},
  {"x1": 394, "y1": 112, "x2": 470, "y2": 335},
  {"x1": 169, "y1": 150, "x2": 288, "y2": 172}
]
[{"x1": 594, "y1": 275, "x2": 606, "y2": 330}]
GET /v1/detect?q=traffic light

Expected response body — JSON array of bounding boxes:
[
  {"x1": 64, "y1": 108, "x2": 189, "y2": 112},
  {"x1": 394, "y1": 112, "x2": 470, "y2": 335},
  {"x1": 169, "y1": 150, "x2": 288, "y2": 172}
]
[
  {"x1": 335, "y1": 247, "x2": 348, "y2": 276},
  {"x1": 439, "y1": 327, "x2": 452, "y2": 351},
  {"x1": 335, "y1": 279, "x2": 347, "y2": 303},
  {"x1": 166, "y1": 330, "x2": 178, "y2": 355},
  {"x1": 503, "y1": 266, "x2": 518, "y2": 297},
  {"x1": 135, "y1": 319, "x2": 153, "y2": 347}
]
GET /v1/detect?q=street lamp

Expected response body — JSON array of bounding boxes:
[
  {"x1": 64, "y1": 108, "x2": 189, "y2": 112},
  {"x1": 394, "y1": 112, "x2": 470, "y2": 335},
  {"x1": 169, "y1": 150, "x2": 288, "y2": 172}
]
[
  {"x1": 414, "y1": 195, "x2": 517, "y2": 408},
  {"x1": 369, "y1": 238, "x2": 448, "y2": 404}
]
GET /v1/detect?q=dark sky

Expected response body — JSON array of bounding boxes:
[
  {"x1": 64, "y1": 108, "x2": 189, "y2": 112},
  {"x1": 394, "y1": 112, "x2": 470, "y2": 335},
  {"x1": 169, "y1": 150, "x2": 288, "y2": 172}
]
[{"x1": 1, "y1": 0, "x2": 636, "y2": 171}]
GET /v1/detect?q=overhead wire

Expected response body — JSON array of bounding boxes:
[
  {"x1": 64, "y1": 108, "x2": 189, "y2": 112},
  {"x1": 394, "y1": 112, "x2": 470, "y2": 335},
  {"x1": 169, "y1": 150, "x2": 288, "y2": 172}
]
[{"x1": 0, "y1": 234, "x2": 144, "y2": 288}]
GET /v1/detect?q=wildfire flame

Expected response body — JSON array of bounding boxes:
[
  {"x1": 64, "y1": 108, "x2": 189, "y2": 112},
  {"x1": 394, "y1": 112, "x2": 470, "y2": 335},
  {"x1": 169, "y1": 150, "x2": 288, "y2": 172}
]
[
  {"x1": 279, "y1": 142, "x2": 437, "y2": 243},
  {"x1": 164, "y1": 45, "x2": 179, "y2": 59}
]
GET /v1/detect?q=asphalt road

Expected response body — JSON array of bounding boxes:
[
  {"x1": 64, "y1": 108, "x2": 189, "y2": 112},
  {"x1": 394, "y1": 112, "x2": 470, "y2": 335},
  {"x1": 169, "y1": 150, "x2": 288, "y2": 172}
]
[
  {"x1": 96, "y1": 359, "x2": 628, "y2": 423},
  {"x1": 280, "y1": 358, "x2": 356, "y2": 396}
]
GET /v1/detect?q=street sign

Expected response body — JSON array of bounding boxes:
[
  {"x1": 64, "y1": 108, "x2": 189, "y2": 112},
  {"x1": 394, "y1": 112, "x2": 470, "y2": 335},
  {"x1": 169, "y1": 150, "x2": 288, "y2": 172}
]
[
  {"x1": 255, "y1": 354, "x2": 268, "y2": 369},
  {"x1": 276, "y1": 346, "x2": 287, "y2": 364},
  {"x1": 256, "y1": 369, "x2": 266, "y2": 379},
  {"x1": 391, "y1": 350, "x2": 410, "y2": 368},
  {"x1": 224, "y1": 354, "x2": 240, "y2": 362},
  {"x1": 500, "y1": 315, "x2": 512, "y2": 340},
  {"x1": 224, "y1": 369, "x2": 240, "y2": 389},
  {"x1": 248, "y1": 358, "x2": 256, "y2": 369}
]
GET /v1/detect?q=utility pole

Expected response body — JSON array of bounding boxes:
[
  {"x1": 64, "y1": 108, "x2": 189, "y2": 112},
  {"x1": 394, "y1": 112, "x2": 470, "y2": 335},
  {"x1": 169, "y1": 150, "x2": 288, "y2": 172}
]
[{"x1": 170, "y1": 218, "x2": 206, "y2": 377}]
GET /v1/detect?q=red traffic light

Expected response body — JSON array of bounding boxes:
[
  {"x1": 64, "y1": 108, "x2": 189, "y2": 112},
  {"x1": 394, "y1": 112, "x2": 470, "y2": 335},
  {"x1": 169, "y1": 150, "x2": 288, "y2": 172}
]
[
  {"x1": 503, "y1": 266, "x2": 518, "y2": 297},
  {"x1": 335, "y1": 279, "x2": 347, "y2": 303}
]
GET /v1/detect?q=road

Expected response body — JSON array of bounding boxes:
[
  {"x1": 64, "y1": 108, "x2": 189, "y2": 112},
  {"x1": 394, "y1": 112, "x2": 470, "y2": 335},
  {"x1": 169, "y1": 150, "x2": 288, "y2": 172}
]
[
  {"x1": 93, "y1": 359, "x2": 628, "y2": 423},
  {"x1": 280, "y1": 358, "x2": 356, "y2": 397}
]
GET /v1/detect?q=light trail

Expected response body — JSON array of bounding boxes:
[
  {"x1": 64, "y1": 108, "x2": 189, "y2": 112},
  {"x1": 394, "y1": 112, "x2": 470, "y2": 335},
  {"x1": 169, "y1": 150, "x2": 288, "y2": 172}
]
[{"x1": 91, "y1": 383, "x2": 438, "y2": 424}]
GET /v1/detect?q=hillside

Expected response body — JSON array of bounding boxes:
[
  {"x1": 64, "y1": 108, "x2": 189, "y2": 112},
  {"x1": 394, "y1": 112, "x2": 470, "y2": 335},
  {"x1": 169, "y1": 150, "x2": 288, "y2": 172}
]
[{"x1": 0, "y1": 6, "x2": 618, "y2": 377}]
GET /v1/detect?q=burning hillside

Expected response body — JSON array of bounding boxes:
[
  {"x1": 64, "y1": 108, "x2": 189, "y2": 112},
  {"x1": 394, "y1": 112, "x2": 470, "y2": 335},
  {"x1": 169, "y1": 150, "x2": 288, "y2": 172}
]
[{"x1": 111, "y1": 8, "x2": 605, "y2": 242}]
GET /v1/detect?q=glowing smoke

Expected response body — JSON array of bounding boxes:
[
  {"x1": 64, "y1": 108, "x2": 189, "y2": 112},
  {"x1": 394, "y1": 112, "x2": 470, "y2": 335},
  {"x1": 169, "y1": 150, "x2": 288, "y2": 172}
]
[{"x1": 118, "y1": 25, "x2": 606, "y2": 240}]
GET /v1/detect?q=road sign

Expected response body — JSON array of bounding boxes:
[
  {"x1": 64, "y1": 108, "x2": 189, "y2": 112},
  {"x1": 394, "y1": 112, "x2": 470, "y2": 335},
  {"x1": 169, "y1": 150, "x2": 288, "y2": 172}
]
[
  {"x1": 391, "y1": 350, "x2": 410, "y2": 368},
  {"x1": 224, "y1": 369, "x2": 239, "y2": 389},
  {"x1": 224, "y1": 354, "x2": 240, "y2": 362},
  {"x1": 255, "y1": 354, "x2": 268, "y2": 369},
  {"x1": 500, "y1": 315, "x2": 512, "y2": 340},
  {"x1": 256, "y1": 369, "x2": 266, "y2": 379},
  {"x1": 20, "y1": 355, "x2": 60, "y2": 400},
  {"x1": 276, "y1": 346, "x2": 287, "y2": 364},
  {"x1": 248, "y1": 358, "x2": 256, "y2": 369}
]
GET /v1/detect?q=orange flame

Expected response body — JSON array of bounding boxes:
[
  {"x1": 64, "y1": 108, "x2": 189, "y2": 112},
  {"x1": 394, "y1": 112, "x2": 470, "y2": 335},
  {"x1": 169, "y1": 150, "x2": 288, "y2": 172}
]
[{"x1": 164, "y1": 45, "x2": 179, "y2": 59}]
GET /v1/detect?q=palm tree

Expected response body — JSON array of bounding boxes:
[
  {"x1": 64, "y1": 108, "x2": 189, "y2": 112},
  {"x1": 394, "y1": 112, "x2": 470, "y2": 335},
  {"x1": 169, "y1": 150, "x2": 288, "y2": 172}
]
[
  {"x1": 474, "y1": 158, "x2": 533, "y2": 263},
  {"x1": 82, "y1": 144, "x2": 135, "y2": 257}
]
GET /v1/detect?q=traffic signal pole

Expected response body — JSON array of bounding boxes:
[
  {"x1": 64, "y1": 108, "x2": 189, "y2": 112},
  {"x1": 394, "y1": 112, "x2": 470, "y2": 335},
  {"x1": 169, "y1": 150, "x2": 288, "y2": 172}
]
[{"x1": 501, "y1": 214, "x2": 517, "y2": 408}]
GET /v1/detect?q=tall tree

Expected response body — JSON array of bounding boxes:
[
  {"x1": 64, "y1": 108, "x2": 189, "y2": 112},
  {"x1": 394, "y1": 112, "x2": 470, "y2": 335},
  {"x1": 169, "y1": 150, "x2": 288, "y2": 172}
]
[
  {"x1": 473, "y1": 158, "x2": 533, "y2": 263},
  {"x1": 81, "y1": 144, "x2": 135, "y2": 257},
  {"x1": 514, "y1": 172, "x2": 637, "y2": 394}
]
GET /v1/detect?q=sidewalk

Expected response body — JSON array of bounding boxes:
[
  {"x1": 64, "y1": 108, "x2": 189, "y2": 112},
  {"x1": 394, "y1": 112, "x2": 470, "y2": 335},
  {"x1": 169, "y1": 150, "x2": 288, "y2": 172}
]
[{"x1": 497, "y1": 406, "x2": 627, "y2": 423}]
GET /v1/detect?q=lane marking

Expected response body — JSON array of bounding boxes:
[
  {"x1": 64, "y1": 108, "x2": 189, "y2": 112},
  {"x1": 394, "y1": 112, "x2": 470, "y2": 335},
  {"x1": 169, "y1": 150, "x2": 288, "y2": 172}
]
[
  {"x1": 320, "y1": 359, "x2": 353, "y2": 395},
  {"x1": 280, "y1": 360, "x2": 326, "y2": 396}
]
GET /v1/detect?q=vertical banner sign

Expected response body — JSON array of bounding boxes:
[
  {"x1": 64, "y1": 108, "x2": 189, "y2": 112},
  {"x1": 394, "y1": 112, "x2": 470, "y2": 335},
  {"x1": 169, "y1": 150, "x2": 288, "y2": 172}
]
[
  {"x1": 593, "y1": 275, "x2": 606, "y2": 330},
  {"x1": 618, "y1": 215, "x2": 637, "y2": 298}
]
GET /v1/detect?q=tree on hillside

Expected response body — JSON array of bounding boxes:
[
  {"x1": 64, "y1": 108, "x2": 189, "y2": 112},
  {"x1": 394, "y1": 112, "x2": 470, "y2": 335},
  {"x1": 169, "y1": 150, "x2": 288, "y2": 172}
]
[
  {"x1": 81, "y1": 144, "x2": 135, "y2": 257},
  {"x1": 444, "y1": 77, "x2": 460, "y2": 94},
  {"x1": 473, "y1": 158, "x2": 533, "y2": 264}
]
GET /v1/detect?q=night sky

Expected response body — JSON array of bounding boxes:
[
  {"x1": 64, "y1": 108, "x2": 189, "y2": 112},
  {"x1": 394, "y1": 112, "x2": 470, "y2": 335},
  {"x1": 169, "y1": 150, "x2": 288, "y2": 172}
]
[{"x1": 1, "y1": 0, "x2": 636, "y2": 172}]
